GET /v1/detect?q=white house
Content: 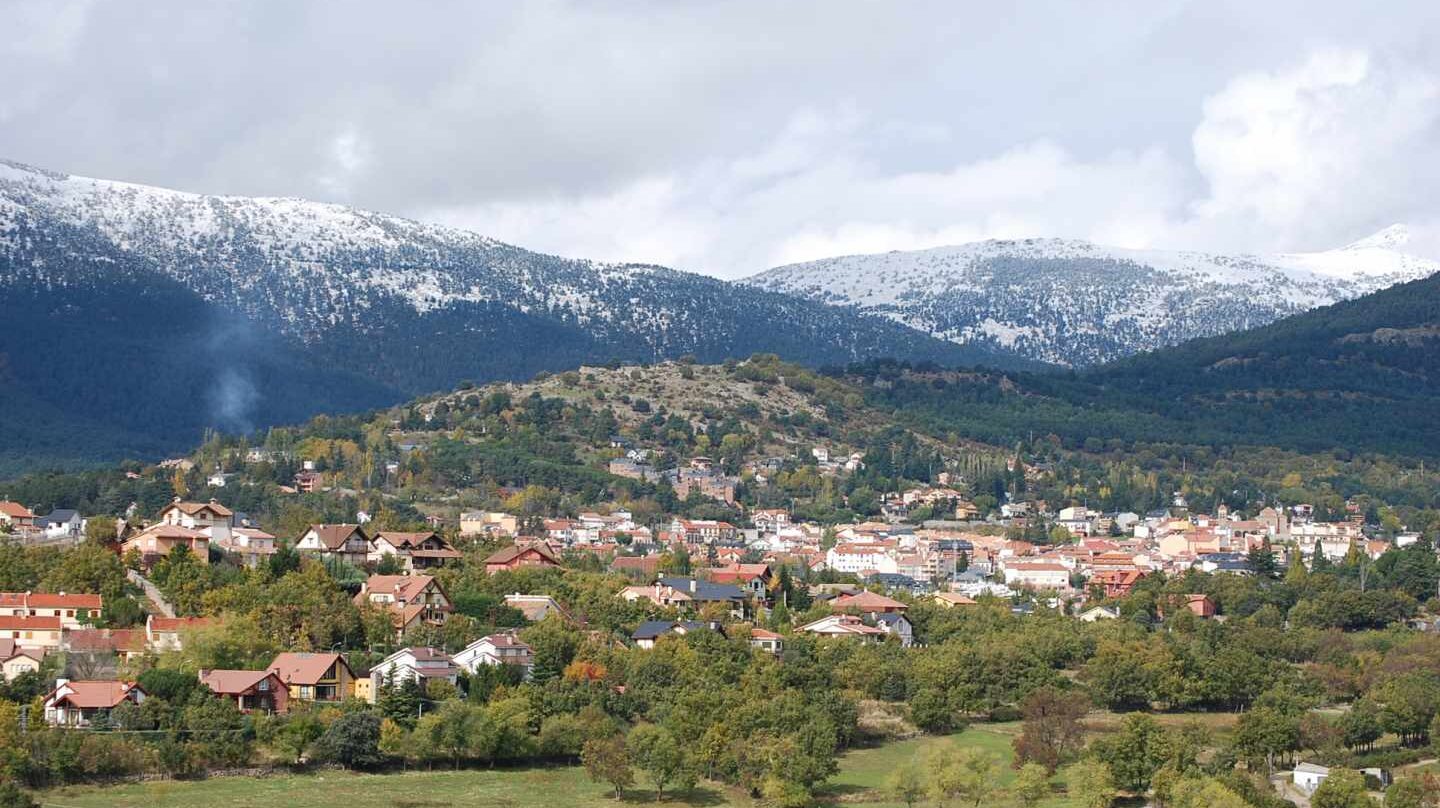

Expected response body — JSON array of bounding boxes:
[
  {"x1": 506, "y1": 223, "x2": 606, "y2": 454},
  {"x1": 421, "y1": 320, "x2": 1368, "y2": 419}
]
[
  {"x1": 454, "y1": 632, "x2": 533, "y2": 674},
  {"x1": 1293, "y1": 763, "x2": 1330, "y2": 793},
  {"x1": 1002, "y1": 562, "x2": 1072, "y2": 591},
  {"x1": 825, "y1": 544, "x2": 899, "y2": 575},
  {"x1": 44, "y1": 680, "x2": 146, "y2": 727},
  {"x1": 797, "y1": 614, "x2": 888, "y2": 643},
  {"x1": 367, "y1": 647, "x2": 458, "y2": 700}
]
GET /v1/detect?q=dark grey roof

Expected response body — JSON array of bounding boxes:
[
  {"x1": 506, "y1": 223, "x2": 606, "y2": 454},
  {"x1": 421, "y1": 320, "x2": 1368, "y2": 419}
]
[
  {"x1": 36, "y1": 509, "x2": 79, "y2": 527},
  {"x1": 632, "y1": 620, "x2": 680, "y2": 640},
  {"x1": 658, "y1": 577, "x2": 745, "y2": 602}
]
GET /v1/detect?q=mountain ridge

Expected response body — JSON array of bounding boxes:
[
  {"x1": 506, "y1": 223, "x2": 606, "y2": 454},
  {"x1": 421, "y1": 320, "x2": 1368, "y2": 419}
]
[
  {"x1": 0, "y1": 158, "x2": 1017, "y2": 473},
  {"x1": 746, "y1": 230, "x2": 1440, "y2": 367}
]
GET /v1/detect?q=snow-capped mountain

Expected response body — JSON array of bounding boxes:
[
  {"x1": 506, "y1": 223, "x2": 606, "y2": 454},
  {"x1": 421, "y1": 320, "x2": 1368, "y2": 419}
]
[
  {"x1": 745, "y1": 230, "x2": 1440, "y2": 367},
  {"x1": 0, "y1": 158, "x2": 1006, "y2": 469}
]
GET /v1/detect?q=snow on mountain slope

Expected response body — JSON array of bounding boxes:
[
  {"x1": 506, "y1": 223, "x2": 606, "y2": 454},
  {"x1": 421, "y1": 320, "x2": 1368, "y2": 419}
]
[
  {"x1": 745, "y1": 232, "x2": 1440, "y2": 367},
  {"x1": 0, "y1": 158, "x2": 1011, "y2": 386}
]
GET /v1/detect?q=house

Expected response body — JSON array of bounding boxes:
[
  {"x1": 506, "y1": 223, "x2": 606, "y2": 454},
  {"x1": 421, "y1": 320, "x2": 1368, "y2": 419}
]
[
  {"x1": 826, "y1": 544, "x2": 899, "y2": 576},
  {"x1": 1293, "y1": 763, "x2": 1330, "y2": 793},
  {"x1": 146, "y1": 615, "x2": 211, "y2": 652},
  {"x1": 1002, "y1": 562, "x2": 1072, "y2": 591},
  {"x1": 0, "y1": 639, "x2": 44, "y2": 681},
  {"x1": 503, "y1": 593, "x2": 571, "y2": 623},
  {"x1": 630, "y1": 620, "x2": 723, "y2": 650},
  {"x1": 703, "y1": 563, "x2": 772, "y2": 599},
  {"x1": 34, "y1": 509, "x2": 85, "y2": 540},
  {"x1": 797, "y1": 614, "x2": 889, "y2": 643},
  {"x1": 1078, "y1": 605, "x2": 1120, "y2": 622},
  {"x1": 44, "y1": 679, "x2": 146, "y2": 727},
  {"x1": 219, "y1": 526, "x2": 279, "y2": 567},
  {"x1": 156, "y1": 498, "x2": 235, "y2": 543},
  {"x1": 0, "y1": 502, "x2": 37, "y2": 531},
  {"x1": 455, "y1": 632, "x2": 534, "y2": 673},
  {"x1": 930, "y1": 592, "x2": 978, "y2": 608},
  {"x1": 618, "y1": 578, "x2": 747, "y2": 616},
  {"x1": 482, "y1": 543, "x2": 562, "y2": 575},
  {"x1": 1091, "y1": 568, "x2": 1146, "y2": 598},
  {"x1": 64, "y1": 628, "x2": 147, "y2": 662},
  {"x1": 369, "y1": 531, "x2": 462, "y2": 570},
  {"x1": 1179, "y1": 594, "x2": 1217, "y2": 618},
  {"x1": 367, "y1": 647, "x2": 459, "y2": 699},
  {"x1": 830, "y1": 590, "x2": 908, "y2": 615},
  {"x1": 0, "y1": 592, "x2": 102, "y2": 628},
  {"x1": 199, "y1": 669, "x2": 289, "y2": 713},
  {"x1": 294, "y1": 471, "x2": 323, "y2": 493},
  {"x1": 752, "y1": 509, "x2": 791, "y2": 533},
  {"x1": 354, "y1": 575, "x2": 452, "y2": 637},
  {"x1": 668, "y1": 519, "x2": 739, "y2": 544},
  {"x1": 748, "y1": 628, "x2": 784, "y2": 654},
  {"x1": 120, "y1": 524, "x2": 210, "y2": 567},
  {"x1": 267, "y1": 652, "x2": 355, "y2": 703},
  {"x1": 0, "y1": 616, "x2": 63, "y2": 650},
  {"x1": 460, "y1": 511, "x2": 520, "y2": 537},
  {"x1": 874, "y1": 613, "x2": 915, "y2": 646},
  {"x1": 610, "y1": 555, "x2": 661, "y2": 579},
  {"x1": 296, "y1": 524, "x2": 370, "y2": 567}
]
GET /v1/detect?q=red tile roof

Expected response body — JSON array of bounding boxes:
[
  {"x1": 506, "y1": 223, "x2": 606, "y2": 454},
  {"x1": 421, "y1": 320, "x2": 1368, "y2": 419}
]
[
  {"x1": 267, "y1": 652, "x2": 351, "y2": 685},
  {"x1": 0, "y1": 502, "x2": 36, "y2": 519},
  {"x1": 201, "y1": 669, "x2": 280, "y2": 695},
  {"x1": 0, "y1": 615, "x2": 61, "y2": 631},
  {"x1": 49, "y1": 680, "x2": 143, "y2": 709},
  {"x1": 0, "y1": 592, "x2": 102, "y2": 610},
  {"x1": 149, "y1": 616, "x2": 212, "y2": 633},
  {"x1": 305, "y1": 524, "x2": 366, "y2": 550}
]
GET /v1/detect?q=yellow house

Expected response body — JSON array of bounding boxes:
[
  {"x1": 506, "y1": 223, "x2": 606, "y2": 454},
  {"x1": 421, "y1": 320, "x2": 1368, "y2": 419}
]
[
  {"x1": 267, "y1": 652, "x2": 355, "y2": 703},
  {"x1": 0, "y1": 616, "x2": 63, "y2": 650},
  {"x1": 353, "y1": 677, "x2": 373, "y2": 703},
  {"x1": 1, "y1": 640, "x2": 44, "y2": 682}
]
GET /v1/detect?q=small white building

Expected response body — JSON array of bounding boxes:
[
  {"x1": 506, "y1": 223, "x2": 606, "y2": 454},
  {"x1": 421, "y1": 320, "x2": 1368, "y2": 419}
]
[{"x1": 1293, "y1": 762, "x2": 1330, "y2": 793}]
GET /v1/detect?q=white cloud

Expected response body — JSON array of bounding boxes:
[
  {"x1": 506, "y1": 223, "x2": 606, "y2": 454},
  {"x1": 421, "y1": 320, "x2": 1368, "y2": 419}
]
[{"x1": 1188, "y1": 49, "x2": 1440, "y2": 251}]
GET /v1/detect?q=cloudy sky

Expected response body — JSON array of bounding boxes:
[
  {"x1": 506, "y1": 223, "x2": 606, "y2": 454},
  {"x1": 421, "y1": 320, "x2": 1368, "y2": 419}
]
[{"x1": 5, "y1": 0, "x2": 1440, "y2": 276}]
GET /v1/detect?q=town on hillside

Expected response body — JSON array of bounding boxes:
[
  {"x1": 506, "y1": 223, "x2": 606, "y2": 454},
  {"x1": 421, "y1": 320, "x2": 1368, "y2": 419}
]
[{"x1": 2, "y1": 360, "x2": 1439, "y2": 808}]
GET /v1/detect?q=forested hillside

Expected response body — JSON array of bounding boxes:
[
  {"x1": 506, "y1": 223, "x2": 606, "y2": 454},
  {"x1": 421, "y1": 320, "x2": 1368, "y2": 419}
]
[{"x1": 844, "y1": 272, "x2": 1440, "y2": 460}]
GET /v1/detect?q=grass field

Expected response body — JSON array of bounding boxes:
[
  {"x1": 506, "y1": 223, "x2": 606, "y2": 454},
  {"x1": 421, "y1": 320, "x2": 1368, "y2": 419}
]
[{"x1": 37, "y1": 725, "x2": 1080, "y2": 808}]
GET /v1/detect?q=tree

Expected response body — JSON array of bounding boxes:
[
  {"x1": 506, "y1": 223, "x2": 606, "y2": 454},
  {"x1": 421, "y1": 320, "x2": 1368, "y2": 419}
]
[
  {"x1": 0, "y1": 782, "x2": 37, "y2": 808},
  {"x1": 1090, "y1": 714, "x2": 1168, "y2": 793},
  {"x1": 1014, "y1": 762, "x2": 1051, "y2": 808},
  {"x1": 1343, "y1": 708, "x2": 1383, "y2": 752},
  {"x1": 583, "y1": 736, "x2": 634, "y2": 799},
  {"x1": 628, "y1": 724, "x2": 687, "y2": 801},
  {"x1": 1066, "y1": 760, "x2": 1116, "y2": 808},
  {"x1": 269, "y1": 711, "x2": 324, "y2": 765},
  {"x1": 378, "y1": 719, "x2": 412, "y2": 769},
  {"x1": 1385, "y1": 779, "x2": 1425, "y2": 808},
  {"x1": 1232, "y1": 706, "x2": 1301, "y2": 775},
  {"x1": 1312, "y1": 769, "x2": 1376, "y2": 808},
  {"x1": 1013, "y1": 687, "x2": 1089, "y2": 772},
  {"x1": 312, "y1": 711, "x2": 384, "y2": 769},
  {"x1": 928, "y1": 745, "x2": 1000, "y2": 807},
  {"x1": 886, "y1": 762, "x2": 927, "y2": 808}
]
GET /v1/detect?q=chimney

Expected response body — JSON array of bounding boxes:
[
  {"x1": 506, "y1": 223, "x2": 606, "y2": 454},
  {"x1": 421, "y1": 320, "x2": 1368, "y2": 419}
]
[{"x1": 689, "y1": 579, "x2": 698, "y2": 593}]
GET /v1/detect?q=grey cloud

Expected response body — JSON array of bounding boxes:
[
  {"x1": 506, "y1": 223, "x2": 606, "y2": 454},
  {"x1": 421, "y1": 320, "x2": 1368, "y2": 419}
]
[{"x1": 4, "y1": 0, "x2": 1440, "y2": 276}]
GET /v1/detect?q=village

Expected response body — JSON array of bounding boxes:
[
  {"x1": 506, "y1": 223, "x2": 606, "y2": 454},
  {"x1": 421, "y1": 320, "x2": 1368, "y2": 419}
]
[{"x1": 0, "y1": 364, "x2": 1437, "y2": 808}]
